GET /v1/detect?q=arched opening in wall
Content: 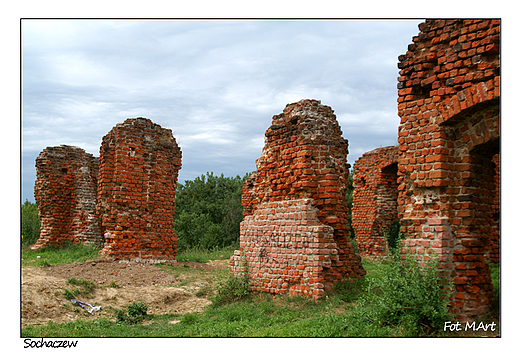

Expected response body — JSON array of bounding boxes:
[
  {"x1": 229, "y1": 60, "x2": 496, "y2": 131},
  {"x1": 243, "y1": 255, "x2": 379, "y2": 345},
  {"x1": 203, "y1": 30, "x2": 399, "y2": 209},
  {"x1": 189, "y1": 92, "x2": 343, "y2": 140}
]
[
  {"x1": 377, "y1": 162, "x2": 399, "y2": 252},
  {"x1": 455, "y1": 134, "x2": 499, "y2": 316},
  {"x1": 468, "y1": 138, "x2": 500, "y2": 263}
]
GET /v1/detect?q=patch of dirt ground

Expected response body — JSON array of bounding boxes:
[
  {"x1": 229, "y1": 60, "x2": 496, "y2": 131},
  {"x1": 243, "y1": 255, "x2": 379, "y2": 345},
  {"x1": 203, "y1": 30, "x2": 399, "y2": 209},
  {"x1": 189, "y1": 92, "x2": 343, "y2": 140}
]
[{"x1": 21, "y1": 259, "x2": 229, "y2": 326}]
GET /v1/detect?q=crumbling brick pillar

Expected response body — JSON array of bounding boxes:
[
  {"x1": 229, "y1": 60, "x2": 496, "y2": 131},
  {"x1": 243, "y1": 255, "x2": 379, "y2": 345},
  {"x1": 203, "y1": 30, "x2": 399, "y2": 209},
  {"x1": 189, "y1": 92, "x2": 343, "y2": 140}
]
[
  {"x1": 231, "y1": 99, "x2": 365, "y2": 299},
  {"x1": 32, "y1": 145, "x2": 101, "y2": 250},
  {"x1": 352, "y1": 146, "x2": 399, "y2": 257},
  {"x1": 242, "y1": 171, "x2": 257, "y2": 217},
  {"x1": 97, "y1": 118, "x2": 182, "y2": 262},
  {"x1": 396, "y1": 19, "x2": 500, "y2": 321}
]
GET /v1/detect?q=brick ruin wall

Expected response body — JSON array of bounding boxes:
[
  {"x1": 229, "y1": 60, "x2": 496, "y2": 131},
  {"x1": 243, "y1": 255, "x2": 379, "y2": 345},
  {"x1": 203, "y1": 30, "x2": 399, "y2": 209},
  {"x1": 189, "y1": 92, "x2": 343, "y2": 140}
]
[
  {"x1": 32, "y1": 145, "x2": 102, "y2": 250},
  {"x1": 97, "y1": 118, "x2": 182, "y2": 261},
  {"x1": 231, "y1": 99, "x2": 365, "y2": 299},
  {"x1": 352, "y1": 146, "x2": 399, "y2": 257},
  {"x1": 396, "y1": 19, "x2": 500, "y2": 321},
  {"x1": 31, "y1": 118, "x2": 182, "y2": 262}
]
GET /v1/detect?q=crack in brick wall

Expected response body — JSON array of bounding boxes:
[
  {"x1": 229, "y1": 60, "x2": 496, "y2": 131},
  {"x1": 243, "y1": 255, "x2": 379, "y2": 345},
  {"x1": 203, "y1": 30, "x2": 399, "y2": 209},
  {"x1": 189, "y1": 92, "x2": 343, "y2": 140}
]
[
  {"x1": 33, "y1": 145, "x2": 101, "y2": 250},
  {"x1": 352, "y1": 146, "x2": 399, "y2": 257},
  {"x1": 231, "y1": 99, "x2": 365, "y2": 299},
  {"x1": 396, "y1": 19, "x2": 500, "y2": 321}
]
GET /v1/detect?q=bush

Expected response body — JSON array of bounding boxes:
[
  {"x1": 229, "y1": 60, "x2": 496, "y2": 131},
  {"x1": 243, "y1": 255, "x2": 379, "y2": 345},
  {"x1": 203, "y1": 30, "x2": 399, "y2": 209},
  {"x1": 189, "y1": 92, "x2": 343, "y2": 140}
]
[
  {"x1": 174, "y1": 172, "x2": 249, "y2": 251},
  {"x1": 115, "y1": 301, "x2": 150, "y2": 324},
  {"x1": 212, "y1": 274, "x2": 251, "y2": 307},
  {"x1": 386, "y1": 219, "x2": 402, "y2": 254},
  {"x1": 21, "y1": 200, "x2": 40, "y2": 246},
  {"x1": 345, "y1": 255, "x2": 452, "y2": 336}
]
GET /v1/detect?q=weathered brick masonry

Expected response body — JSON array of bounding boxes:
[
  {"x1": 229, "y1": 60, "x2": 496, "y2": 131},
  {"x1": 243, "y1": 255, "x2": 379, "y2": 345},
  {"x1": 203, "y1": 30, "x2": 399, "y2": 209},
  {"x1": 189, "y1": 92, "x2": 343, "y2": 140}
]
[
  {"x1": 32, "y1": 118, "x2": 182, "y2": 262},
  {"x1": 97, "y1": 118, "x2": 182, "y2": 261},
  {"x1": 352, "y1": 146, "x2": 399, "y2": 257},
  {"x1": 32, "y1": 145, "x2": 101, "y2": 250},
  {"x1": 242, "y1": 171, "x2": 257, "y2": 217},
  {"x1": 396, "y1": 19, "x2": 500, "y2": 321},
  {"x1": 231, "y1": 99, "x2": 365, "y2": 299}
]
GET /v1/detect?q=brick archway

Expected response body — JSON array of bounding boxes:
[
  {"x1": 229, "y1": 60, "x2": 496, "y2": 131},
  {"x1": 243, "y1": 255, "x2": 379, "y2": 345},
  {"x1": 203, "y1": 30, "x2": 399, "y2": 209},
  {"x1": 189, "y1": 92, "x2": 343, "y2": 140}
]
[
  {"x1": 352, "y1": 146, "x2": 399, "y2": 256},
  {"x1": 396, "y1": 19, "x2": 500, "y2": 321}
]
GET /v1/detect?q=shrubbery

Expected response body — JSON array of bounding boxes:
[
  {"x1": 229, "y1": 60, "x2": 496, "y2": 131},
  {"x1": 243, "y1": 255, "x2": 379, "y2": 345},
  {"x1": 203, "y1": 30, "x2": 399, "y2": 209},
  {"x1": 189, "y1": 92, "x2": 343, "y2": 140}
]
[
  {"x1": 344, "y1": 255, "x2": 452, "y2": 336},
  {"x1": 212, "y1": 274, "x2": 251, "y2": 307},
  {"x1": 115, "y1": 301, "x2": 150, "y2": 324},
  {"x1": 174, "y1": 172, "x2": 249, "y2": 252},
  {"x1": 21, "y1": 200, "x2": 40, "y2": 246}
]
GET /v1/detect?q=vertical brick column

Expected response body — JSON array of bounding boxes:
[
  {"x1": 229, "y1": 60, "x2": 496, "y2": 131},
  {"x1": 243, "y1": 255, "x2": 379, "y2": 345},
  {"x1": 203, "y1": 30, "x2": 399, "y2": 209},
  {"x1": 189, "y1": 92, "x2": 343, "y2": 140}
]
[
  {"x1": 352, "y1": 146, "x2": 399, "y2": 256},
  {"x1": 231, "y1": 99, "x2": 365, "y2": 299},
  {"x1": 32, "y1": 145, "x2": 101, "y2": 250},
  {"x1": 242, "y1": 171, "x2": 257, "y2": 217},
  {"x1": 396, "y1": 19, "x2": 500, "y2": 321},
  {"x1": 97, "y1": 118, "x2": 182, "y2": 262}
]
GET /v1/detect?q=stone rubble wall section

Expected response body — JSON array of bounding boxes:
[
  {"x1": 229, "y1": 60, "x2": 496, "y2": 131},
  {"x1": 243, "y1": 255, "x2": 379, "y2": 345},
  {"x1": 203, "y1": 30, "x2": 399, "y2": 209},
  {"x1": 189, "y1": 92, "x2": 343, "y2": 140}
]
[
  {"x1": 397, "y1": 19, "x2": 500, "y2": 321},
  {"x1": 232, "y1": 99, "x2": 366, "y2": 299},
  {"x1": 32, "y1": 145, "x2": 101, "y2": 250},
  {"x1": 96, "y1": 117, "x2": 182, "y2": 262},
  {"x1": 352, "y1": 146, "x2": 399, "y2": 256}
]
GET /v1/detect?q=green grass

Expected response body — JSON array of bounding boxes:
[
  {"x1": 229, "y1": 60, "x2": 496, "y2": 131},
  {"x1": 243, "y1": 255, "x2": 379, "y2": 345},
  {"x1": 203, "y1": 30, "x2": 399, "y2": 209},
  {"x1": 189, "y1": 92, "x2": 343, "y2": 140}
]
[
  {"x1": 21, "y1": 249, "x2": 501, "y2": 338},
  {"x1": 21, "y1": 241, "x2": 101, "y2": 267},
  {"x1": 63, "y1": 277, "x2": 98, "y2": 300},
  {"x1": 175, "y1": 245, "x2": 236, "y2": 263}
]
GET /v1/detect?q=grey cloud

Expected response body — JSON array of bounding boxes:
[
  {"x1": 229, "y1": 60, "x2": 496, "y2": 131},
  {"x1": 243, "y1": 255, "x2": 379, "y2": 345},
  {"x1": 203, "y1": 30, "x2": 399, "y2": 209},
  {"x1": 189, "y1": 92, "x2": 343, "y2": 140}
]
[{"x1": 21, "y1": 19, "x2": 423, "y2": 202}]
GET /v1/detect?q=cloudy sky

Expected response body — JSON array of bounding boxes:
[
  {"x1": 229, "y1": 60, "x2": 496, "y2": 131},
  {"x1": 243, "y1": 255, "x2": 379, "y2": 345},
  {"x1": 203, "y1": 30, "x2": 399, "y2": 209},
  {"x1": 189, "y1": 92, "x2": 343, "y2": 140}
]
[{"x1": 21, "y1": 19, "x2": 424, "y2": 203}]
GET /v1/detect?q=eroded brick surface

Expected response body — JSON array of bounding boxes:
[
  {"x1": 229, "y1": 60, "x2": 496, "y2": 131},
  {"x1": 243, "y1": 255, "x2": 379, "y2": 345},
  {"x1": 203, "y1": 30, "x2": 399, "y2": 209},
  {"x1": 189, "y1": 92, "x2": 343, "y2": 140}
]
[
  {"x1": 32, "y1": 145, "x2": 101, "y2": 250},
  {"x1": 397, "y1": 19, "x2": 500, "y2": 321},
  {"x1": 352, "y1": 146, "x2": 399, "y2": 256},
  {"x1": 231, "y1": 99, "x2": 365, "y2": 299},
  {"x1": 97, "y1": 118, "x2": 182, "y2": 262}
]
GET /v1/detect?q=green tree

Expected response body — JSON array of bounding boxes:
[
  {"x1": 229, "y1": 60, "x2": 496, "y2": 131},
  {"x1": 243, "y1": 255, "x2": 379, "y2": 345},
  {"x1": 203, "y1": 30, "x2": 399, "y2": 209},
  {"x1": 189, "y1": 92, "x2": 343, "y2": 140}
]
[
  {"x1": 21, "y1": 200, "x2": 40, "y2": 246},
  {"x1": 174, "y1": 172, "x2": 249, "y2": 251}
]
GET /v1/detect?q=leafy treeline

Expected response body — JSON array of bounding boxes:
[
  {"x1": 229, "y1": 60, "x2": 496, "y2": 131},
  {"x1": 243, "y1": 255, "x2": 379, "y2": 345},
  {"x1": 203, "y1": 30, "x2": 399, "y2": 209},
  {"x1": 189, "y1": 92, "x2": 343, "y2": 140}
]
[
  {"x1": 21, "y1": 200, "x2": 40, "y2": 246},
  {"x1": 174, "y1": 172, "x2": 250, "y2": 252}
]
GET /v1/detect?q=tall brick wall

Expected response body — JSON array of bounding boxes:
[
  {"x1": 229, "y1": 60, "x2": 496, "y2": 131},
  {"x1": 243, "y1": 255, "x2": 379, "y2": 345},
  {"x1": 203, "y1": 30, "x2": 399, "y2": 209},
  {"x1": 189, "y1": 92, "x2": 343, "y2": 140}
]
[
  {"x1": 396, "y1": 19, "x2": 500, "y2": 321},
  {"x1": 96, "y1": 117, "x2": 182, "y2": 262},
  {"x1": 352, "y1": 146, "x2": 399, "y2": 257},
  {"x1": 32, "y1": 145, "x2": 101, "y2": 250},
  {"x1": 231, "y1": 99, "x2": 365, "y2": 299}
]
